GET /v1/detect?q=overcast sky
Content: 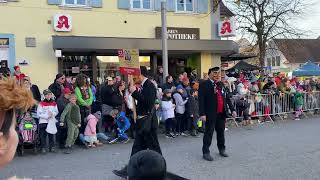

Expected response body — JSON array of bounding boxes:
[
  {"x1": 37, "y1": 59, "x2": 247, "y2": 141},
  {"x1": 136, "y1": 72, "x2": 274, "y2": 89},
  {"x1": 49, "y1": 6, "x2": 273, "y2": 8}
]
[{"x1": 297, "y1": 0, "x2": 320, "y2": 38}]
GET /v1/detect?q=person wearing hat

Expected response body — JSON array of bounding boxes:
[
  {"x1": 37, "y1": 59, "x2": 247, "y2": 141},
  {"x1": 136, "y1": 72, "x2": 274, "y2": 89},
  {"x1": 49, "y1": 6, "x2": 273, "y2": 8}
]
[
  {"x1": 37, "y1": 89, "x2": 59, "y2": 154},
  {"x1": 128, "y1": 150, "x2": 189, "y2": 180},
  {"x1": 161, "y1": 89, "x2": 176, "y2": 138},
  {"x1": 199, "y1": 67, "x2": 237, "y2": 161},
  {"x1": 113, "y1": 66, "x2": 162, "y2": 178},
  {"x1": 13, "y1": 66, "x2": 26, "y2": 84},
  {"x1": 56, "y1": 88, "x2": 72, "y2": 149},
  {"x1": 49, "y1": 73, "x2": 66, "y2": 101}
]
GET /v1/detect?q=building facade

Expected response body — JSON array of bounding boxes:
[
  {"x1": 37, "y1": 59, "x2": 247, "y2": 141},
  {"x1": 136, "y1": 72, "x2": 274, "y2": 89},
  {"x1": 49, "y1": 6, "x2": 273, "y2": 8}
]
[{"x1": 0, "y1": 0, "x2": 238, "y2": 90}]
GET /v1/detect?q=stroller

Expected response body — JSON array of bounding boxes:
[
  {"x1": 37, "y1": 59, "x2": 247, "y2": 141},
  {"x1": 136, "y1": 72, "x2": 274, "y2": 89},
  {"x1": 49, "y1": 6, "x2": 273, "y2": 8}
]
[{"x1": 16, "y1": 111, "x2": 39, "y2": 156}]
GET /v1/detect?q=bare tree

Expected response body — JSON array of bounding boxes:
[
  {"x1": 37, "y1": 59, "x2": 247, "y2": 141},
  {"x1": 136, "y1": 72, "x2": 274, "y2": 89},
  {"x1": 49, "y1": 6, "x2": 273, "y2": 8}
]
[{"x1": 226, "y1": 0, "x2": 309, "y2": 67}]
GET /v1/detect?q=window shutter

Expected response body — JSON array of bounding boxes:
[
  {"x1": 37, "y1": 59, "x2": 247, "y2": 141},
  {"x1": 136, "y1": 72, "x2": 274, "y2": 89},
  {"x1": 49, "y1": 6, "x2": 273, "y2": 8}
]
[
  {"x1": 167, "y1": 0, "x2": 175, "y2": 12},
  {"x1": 154, "y1": 0, "x2": 161, "y2": 11},
  {"x1": 47, "y1": 0, "x2": 62, "y2": 5},
  {"x1": 118, "y1": 0, "x2": 130, "y2": 9},
  {"x1": 197, "y1": 0, "x2": 208, "y2": 14},
  {"x1": 91, "y1": 0, "x2": 103, "y2": 8}
]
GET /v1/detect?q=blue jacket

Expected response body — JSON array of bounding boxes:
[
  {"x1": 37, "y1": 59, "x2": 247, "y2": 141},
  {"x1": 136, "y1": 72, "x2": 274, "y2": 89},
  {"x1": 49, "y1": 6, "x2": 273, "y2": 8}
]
[{"x1": 116, "y1": 112, "x2": 131, "y2": 133}]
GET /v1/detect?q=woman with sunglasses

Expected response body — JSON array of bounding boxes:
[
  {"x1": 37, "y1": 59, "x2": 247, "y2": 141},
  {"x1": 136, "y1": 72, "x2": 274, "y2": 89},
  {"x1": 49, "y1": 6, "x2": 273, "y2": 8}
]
[{"x1": 0, "y1": 78, "x2": 35, "y2": 169}]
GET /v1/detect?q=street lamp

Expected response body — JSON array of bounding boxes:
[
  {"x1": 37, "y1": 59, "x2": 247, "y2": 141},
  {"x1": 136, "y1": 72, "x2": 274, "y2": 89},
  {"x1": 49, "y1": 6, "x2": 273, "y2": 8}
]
[{"x1": 161, "y1": 0, "x2": 168, "y2": 82}]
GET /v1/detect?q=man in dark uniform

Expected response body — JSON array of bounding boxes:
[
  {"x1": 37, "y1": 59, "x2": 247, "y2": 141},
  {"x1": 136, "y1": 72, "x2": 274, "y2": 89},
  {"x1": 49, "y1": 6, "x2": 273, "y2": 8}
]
[
  {"x1": 113, "y1": 66, "x2": 162, "y2": 178},
  {"x1": 199, "y1": 67, "x2": 237, "y2": 161}
]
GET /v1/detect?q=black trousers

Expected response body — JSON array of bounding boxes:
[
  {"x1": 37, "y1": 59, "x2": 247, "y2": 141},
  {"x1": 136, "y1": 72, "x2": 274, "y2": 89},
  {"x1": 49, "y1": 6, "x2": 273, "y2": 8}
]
[
  {"x1": 57, "y1": 126, "x2": 68, "y2": 148},
  {"x1": 39, "y1": 124, "x2": 54, "y2": 149},
  {"x1": 175, "y1": 113, "x2": 185, "y2": 133},
  {"x1": 202, "y1": 113, "x2": 225, "y2": 155},
  {"x1": 131, "y1": 130, "x2": 162, "y2": 157}
]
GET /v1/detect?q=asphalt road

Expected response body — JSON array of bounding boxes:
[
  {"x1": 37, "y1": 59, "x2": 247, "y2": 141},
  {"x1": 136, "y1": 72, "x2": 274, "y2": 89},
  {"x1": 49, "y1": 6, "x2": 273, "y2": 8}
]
[{"x1": 1, "y1": 117, "x2": 320, "y2": 180}]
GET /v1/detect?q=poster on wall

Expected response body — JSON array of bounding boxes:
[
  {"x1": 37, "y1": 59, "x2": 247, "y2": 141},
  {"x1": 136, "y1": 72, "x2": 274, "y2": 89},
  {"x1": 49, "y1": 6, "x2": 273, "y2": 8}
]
[
  {"x1": 118, "y1": 49, "x2": 140, "y2": 76},
  {"x1": 0, "y1": 38, "x2": 9, "y2": 61}
]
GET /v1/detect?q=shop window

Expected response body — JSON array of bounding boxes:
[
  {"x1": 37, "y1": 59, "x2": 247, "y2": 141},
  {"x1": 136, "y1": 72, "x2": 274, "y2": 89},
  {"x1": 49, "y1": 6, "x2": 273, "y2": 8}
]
[
  {"x1": 276, "y1": 56, "x2": 280, "y2": 66},
  {"x1": 63, "y1": 0, "x2": 88, "y2": 6},
  {"x1": 131, "y1": 0, "x2": 152, "y2": 10},
  {"x1": 176, "y1": 0, "x2": 194, "y2": 12}
]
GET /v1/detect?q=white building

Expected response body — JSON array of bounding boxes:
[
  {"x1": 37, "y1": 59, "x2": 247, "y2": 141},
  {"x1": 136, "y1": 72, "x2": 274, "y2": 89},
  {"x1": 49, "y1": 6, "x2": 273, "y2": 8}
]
[{"x1": 265, "y1": 39, "x2": 320, "y2": 73}]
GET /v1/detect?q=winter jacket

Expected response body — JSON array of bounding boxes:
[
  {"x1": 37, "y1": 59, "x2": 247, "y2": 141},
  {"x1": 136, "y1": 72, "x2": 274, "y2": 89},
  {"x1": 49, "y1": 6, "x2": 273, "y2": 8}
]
[
  {"x1": 173, "y1": 92, "x2": 188, "y2": 114},
  {"x1": 49, "y1": 82, "x2": 64, "y2": 100},
  {"x1": 84, "y1": 114, "x2": 98, "y2": 136},
  {"x1": 37, "y1": 100, "x2": 59, "y2": 125},
  {"x1": 100, "y1": 84, "x2": 116, "y2": 106},
  {"x1": 294, "y1": 92, "x2": 304, "y2": 106},
  {"x1": 30, "y1": 84, "x2": 41, "y2": 102},
  {"x1": 56, "y1": 96, "x2": 69, "y2": 120},
  {"x1": 162, "y1": 82, "x2": 174, "y2": 91},
  {"x1": 60, "y1": 103, "x2": 81, "y2": 125},
  {"x1": 186, "y1": 96, "x2": 199, "y2": 119},
  {"x1": 74, "y1": 86, "x2": 93, "y2": 107},
  {"x1": 116, "y1": 112, "x2": 131, "y2": 133},
  {"x1": 161, "y1": 97, "x2": 175, "y2": 120}
]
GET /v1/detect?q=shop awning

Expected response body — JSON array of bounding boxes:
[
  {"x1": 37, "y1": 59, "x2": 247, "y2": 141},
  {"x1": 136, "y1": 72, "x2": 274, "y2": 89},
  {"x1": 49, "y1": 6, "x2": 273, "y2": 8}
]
[{"x1": 52, "y1": 36, "x2": 238, "y2": 55}]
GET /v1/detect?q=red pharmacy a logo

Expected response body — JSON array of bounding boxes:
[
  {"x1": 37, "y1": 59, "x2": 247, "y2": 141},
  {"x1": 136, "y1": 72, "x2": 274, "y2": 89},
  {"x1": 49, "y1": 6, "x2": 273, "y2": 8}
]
[
  {"x1": 56, "y1": 15, "x2": 70, "y2": 29},
  {"x1": 220, "y1": 21, "x2": 232, "y2": 34}
]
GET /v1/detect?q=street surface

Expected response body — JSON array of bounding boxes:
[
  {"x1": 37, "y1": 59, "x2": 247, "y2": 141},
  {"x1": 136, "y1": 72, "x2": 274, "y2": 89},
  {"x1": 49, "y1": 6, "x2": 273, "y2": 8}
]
[{"x1": 1, "y1": 117, "x2": 320, "y2": 180}]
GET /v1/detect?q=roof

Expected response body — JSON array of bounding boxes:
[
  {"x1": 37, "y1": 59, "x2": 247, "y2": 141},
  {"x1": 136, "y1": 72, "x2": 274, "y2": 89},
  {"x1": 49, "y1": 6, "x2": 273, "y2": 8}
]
[
  {"x1": 220, "y1": 1, "x2": 235, "y2": 17},
  {"x1": 222, "y1": 53, "x2": 256, "y2": 62},
  {"x1": 273, "y1": 39, "x2": 320, "y2": 63},
  {"x1": 227, "y1": 60, "x2": 260, "y2": 71}
]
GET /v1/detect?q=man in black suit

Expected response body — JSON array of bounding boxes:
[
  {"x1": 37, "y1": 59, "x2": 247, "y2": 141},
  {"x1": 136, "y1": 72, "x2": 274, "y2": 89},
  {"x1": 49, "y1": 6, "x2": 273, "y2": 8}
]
[
  {"x1": 199, "y1": 67, "x2": 237, "y2": 161},
  {"x1": 113, "y1": 66, "x2": 162, "y2": 178}
]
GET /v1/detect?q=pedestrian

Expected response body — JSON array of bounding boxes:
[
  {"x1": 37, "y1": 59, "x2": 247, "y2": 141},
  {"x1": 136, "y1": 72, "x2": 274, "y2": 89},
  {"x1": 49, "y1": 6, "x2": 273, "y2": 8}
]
[
  {"x1": 74, "y1": 74, "x2": 93, "y2": 134},
  {"x1": 161, "y1": 89, "x2": 176, "y2": 138},
  {"x1": 49, "y1": 73, "x2": 65, "y2": 100},
  {"x1": 37, "y1": 89, "x2": 59, "y2": 154},
  {"x1": 113, "y1": 66, "x2": 162, "y2": 178},
  {"x1": 59, "y1": 94, "x2": 81, "y2": 154},
  {"x1": 13, "y1": 66, "x2": 26, "y2": 85},
  {"x1": 199, "y1": 67, "x2": 237, "y2": 161},
  {"x1": 23, "y1": 76, "x2": 41, "y2": 102},
  {"x1": 101, "y1": 76, "x2": 117, "y2": 133},
  {"x1": 162, "y1": 75, "x2": 175, "y2": 91},
  {"x1": 173, "y1": 85, "x2": 188, "y2": 136},
  {"x1": 83, "y1": 113, "x2": 103, "y2": 148},
  {"x1": 0, "y1": 61, "x2": 10, "y2": 78},
  {"x1": 109, "y1": 109, "x2": 131, "y2": 144},
  {"x1": 186, "y1": 89, "x2": 199, "y2": 137},
  {"x1": 156, "y1": 66, "x2": 164, "y2": 87},
  {"x1": 0, "y1": 78, "x2": 34, "y2": 169},
  {"x1": 56, "y1": 88, "x2": 72, "y2": 149}
]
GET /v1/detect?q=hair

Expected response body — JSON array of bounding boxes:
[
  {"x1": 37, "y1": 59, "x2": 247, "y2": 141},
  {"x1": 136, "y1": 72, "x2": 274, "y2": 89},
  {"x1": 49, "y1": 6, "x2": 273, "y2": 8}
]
[
  {"x1": 0, "y1": 78, "x2": 35, "y2": 137},
  {"x1": 69, "y1": 94, "x2": 77, "y2": 99},
  {"x1": 109, "y1": 109, "x2": 119, "y2": 117},
  {"x1": 75, "y1": 74, "x2": 89, "y2": 88},
  {"x1": 165, "y1": 75, "x2": 172, "y2": 82}
]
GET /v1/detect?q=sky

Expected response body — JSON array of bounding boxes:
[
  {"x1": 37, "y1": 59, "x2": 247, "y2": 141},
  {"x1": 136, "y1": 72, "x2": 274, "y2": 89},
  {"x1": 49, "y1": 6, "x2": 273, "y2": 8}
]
[{"x1": 295, "y1": 0, "x2": 320, "y2": 38}]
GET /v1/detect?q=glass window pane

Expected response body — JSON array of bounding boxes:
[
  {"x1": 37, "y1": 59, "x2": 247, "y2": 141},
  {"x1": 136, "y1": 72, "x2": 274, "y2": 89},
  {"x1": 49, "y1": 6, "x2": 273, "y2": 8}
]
[
  {"x1": 133, "y1": 0, "x2": 141, "y2": 8},
  {"x1": 77, "y1": 0, "x2": 86, "y2": 5},
  {"x1": 186, "y1": 2, "x2": 193, "y2": 11},
  {"x1": 143, "y1": 0, "x2": 151, "y2": 9},
  {"x1": 177, "y1": 0, "x2": 185, "y2": 11},
  {"x1": 65, "y1": 0, "x2": 75, "y2": 4}
]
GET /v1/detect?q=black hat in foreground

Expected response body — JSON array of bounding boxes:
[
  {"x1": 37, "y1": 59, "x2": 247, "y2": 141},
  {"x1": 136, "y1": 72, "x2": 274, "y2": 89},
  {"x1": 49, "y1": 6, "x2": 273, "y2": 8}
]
[{"x1": 128, "y1": 150, "x2": 189, "y2": 180}]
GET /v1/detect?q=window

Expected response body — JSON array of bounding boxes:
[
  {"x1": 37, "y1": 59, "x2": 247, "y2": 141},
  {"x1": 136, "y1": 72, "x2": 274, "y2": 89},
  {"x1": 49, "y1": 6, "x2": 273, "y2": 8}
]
[
  {"x1": 276, "y1": 56, "x2": 280, "y2": 66},
  {"x1": 267, "y1": 58, "x2": 271, "y2": 67},
  {"x1": 131, "y1": 0, "x2": 152, "y2": 10},
  {"x1": 272, "y1": 57, "x2": 276, "y2": 66},
  {"x1": 176, "y1": 0, "x2": 194, "y2": 12},
  {"x1": 63, "y1": 0, "x2": 87, "y2": 6}
]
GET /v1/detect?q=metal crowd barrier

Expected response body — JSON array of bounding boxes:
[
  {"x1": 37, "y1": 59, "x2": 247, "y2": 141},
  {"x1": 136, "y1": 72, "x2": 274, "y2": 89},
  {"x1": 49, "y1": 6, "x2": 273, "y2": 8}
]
[{"x1": 226, "y1": 91, "x2": 320, "y2": 126}]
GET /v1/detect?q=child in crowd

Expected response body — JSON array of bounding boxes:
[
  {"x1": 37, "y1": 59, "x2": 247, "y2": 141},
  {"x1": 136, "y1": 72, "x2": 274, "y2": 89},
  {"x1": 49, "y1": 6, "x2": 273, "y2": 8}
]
[
  {"x1": 37, "y1": 89, "x2": 59, "y2": 154},
  {"x1": 186, "y1": 89, "x2": 199, "y2": 137},
  {"x1": 59, "y1": 94, "x2": 81, "y2": 154},
  {"x1": 109, "y1": 109, "x2": 131, "y2": 144},
  {"x1": 173, "y1": 85, "x2": 188, "y2": 136},
  {"x1": 161, "y1": 89, "x2": 176, "y2": 138},
  {"x1": 294, "y1": 87, "x2": 304, "y2": 121},
  {"x1": 83, "y1": 113, "x2": 103, "y2": 148}
]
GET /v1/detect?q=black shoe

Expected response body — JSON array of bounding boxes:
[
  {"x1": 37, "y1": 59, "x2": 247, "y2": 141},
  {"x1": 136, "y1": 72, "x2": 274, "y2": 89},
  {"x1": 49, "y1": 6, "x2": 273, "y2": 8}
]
[
  {"x1": 49, "y1": 147, "x2": 56, "y2": 153},
  {"x1": 203, "y1": 153, "x2": 214, "y2": 161},
  {"x1": 219, "y1": 150, "x2": 229, "y2": 157},
  {"x1": 112, "y1": 166, "x2": 128, "y2": 178},
  {"x1": 64, "y1": 147, "x2": 72, "y2": 154},
  {"x1": 41, "y1": 148, "x2": 46, "y2": 154}
]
